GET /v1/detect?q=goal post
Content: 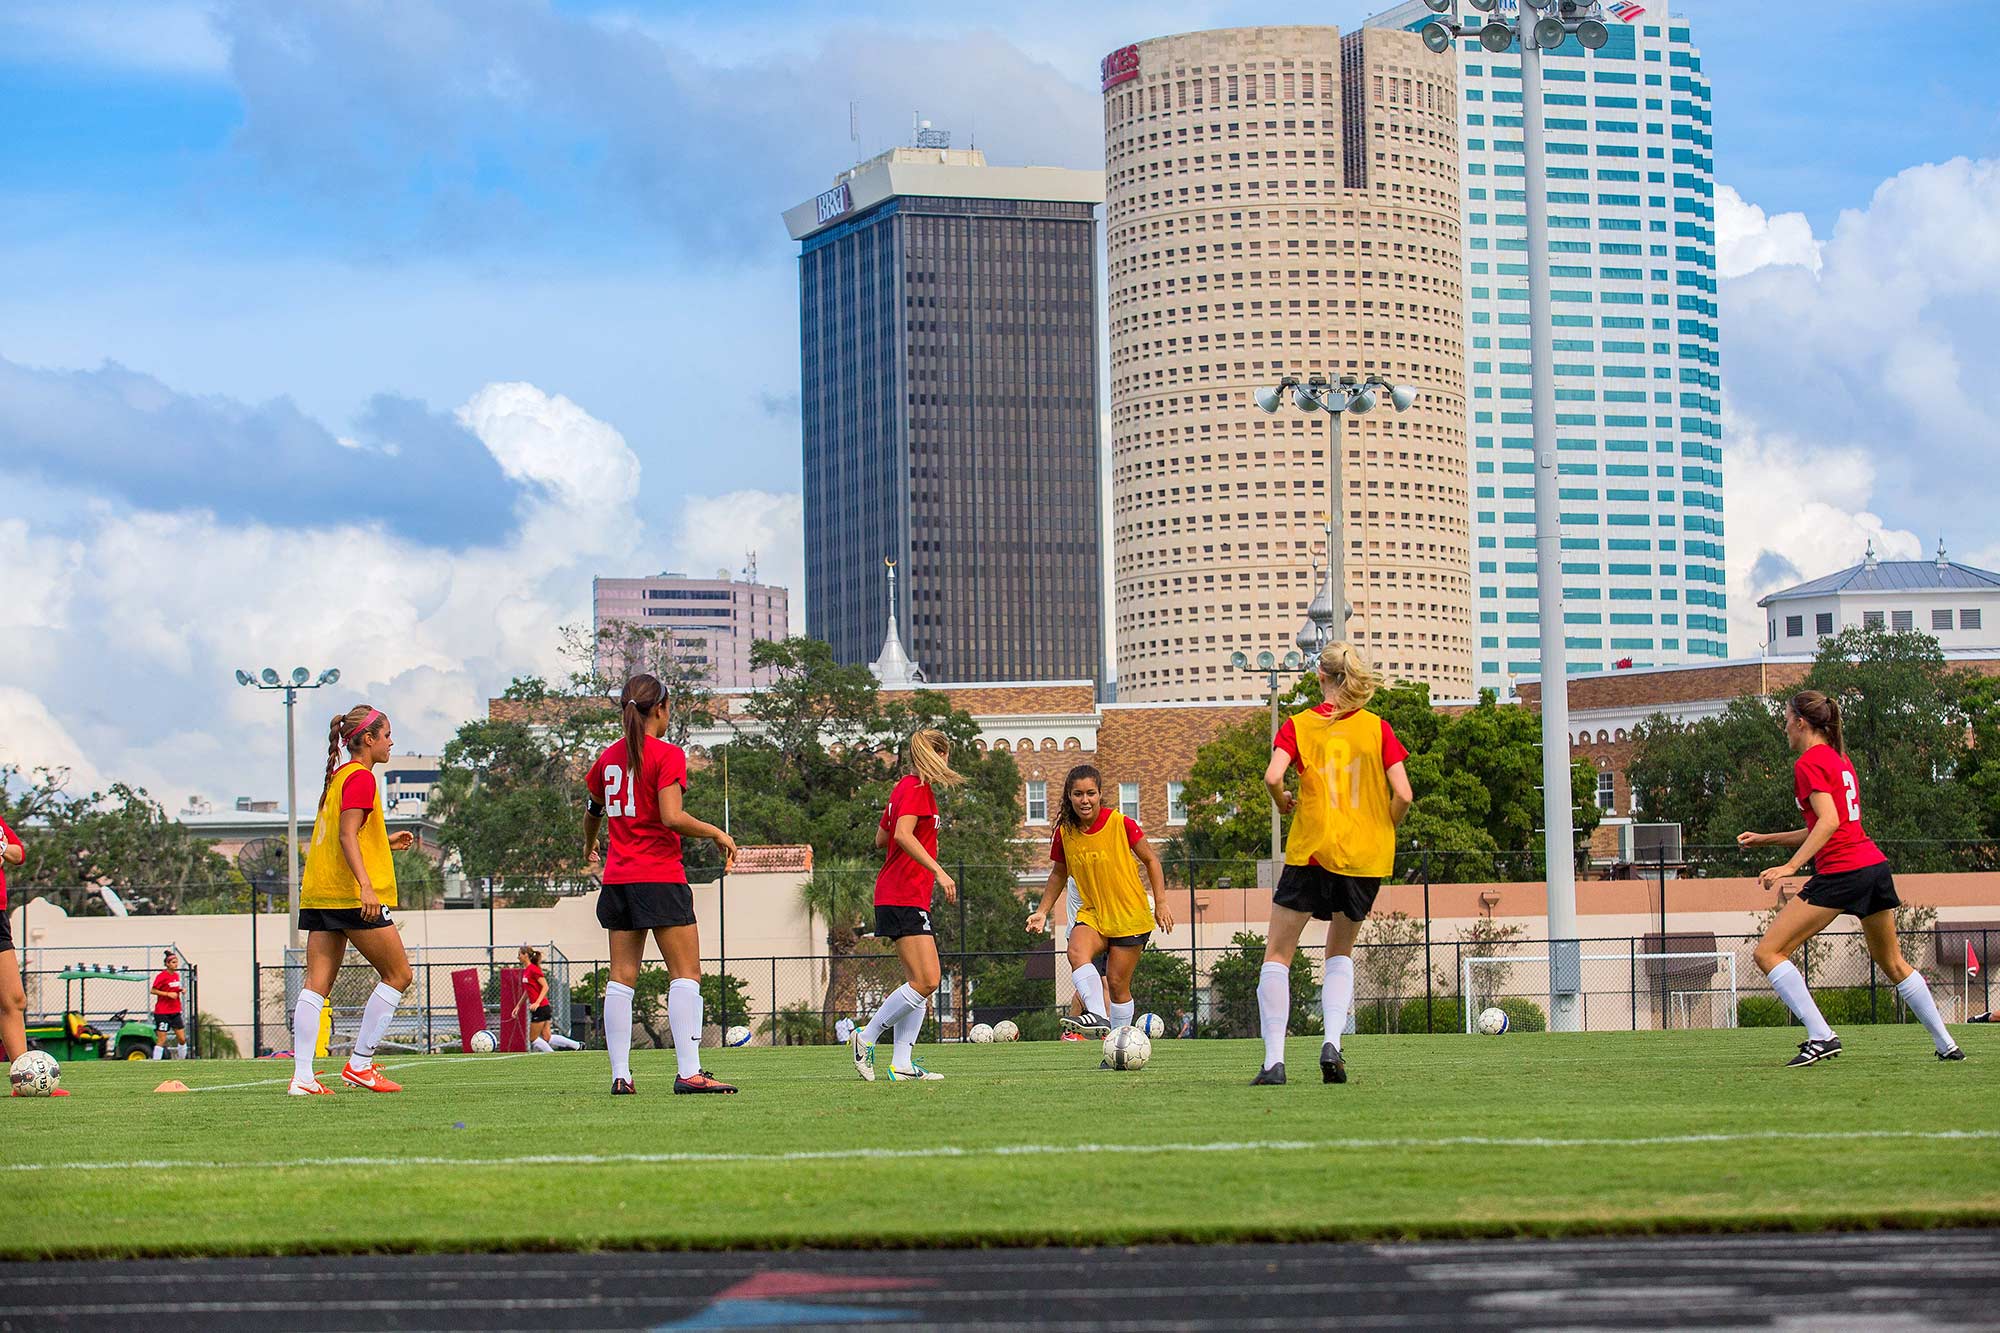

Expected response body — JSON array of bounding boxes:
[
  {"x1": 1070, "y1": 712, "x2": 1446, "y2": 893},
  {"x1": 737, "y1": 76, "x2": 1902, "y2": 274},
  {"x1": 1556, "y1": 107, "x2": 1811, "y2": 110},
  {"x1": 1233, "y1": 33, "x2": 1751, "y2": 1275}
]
[{"x1": 1461, "y1": 950, "x2": 1739, "y2": 1033}]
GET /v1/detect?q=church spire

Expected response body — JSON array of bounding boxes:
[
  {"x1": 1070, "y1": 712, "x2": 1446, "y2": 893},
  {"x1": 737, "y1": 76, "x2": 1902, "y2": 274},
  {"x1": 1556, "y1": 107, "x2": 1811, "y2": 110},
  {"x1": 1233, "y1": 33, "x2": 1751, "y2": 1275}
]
[{"x1": 870, "y1": 558, "x2": 924, "y2": 686}]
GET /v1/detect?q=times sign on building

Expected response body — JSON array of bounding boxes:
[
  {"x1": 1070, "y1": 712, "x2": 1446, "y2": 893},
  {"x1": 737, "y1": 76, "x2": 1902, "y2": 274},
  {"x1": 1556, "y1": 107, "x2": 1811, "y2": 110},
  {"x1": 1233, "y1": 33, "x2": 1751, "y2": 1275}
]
[{"x1": 1100, "y1": 44, "x2": 1139, "y2": 93}]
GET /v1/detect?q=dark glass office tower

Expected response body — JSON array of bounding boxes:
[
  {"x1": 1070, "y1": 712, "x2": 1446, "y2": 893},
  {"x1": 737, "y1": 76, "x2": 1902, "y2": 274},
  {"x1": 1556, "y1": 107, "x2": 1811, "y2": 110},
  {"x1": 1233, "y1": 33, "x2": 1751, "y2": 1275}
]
[{"x1": 785, "y1": 148, "x2": 1105, "y2": 685}]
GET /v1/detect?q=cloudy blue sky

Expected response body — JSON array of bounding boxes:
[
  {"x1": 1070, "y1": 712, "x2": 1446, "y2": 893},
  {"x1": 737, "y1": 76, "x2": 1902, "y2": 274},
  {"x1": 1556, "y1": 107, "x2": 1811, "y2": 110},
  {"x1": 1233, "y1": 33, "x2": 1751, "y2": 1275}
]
[{"x1": 3, "y1": 0, "x2": 1997, "y2": 803}]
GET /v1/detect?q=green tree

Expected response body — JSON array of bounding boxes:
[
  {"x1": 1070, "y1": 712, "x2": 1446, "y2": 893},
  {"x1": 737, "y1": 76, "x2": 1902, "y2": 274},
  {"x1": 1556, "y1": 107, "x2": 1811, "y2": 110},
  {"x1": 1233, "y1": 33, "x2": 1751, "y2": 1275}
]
[
  {"x1": 392, "y1": 848, "x2": 444, "y2": 909},
  {"x1": 1206, "y1": 931, "x2": 1319, "y2": 1039},
  {"x1": 0, "y1": 766, "x2": 234, "y2": 915}
]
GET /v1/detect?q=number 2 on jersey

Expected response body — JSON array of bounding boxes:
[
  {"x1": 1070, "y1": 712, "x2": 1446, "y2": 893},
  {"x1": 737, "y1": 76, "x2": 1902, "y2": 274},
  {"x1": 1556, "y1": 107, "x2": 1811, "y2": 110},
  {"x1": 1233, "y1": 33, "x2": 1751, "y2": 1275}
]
[{"x1": 1839, "y1": 770, "x2": 1860, "y2": 822}]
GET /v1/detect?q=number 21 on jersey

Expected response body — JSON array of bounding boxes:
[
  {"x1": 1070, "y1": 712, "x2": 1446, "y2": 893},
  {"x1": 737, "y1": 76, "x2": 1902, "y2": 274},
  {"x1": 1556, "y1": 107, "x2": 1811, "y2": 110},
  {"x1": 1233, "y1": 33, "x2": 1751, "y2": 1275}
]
[{"x1": 602, "y1": 765, "x2": 640, "y2": 819}]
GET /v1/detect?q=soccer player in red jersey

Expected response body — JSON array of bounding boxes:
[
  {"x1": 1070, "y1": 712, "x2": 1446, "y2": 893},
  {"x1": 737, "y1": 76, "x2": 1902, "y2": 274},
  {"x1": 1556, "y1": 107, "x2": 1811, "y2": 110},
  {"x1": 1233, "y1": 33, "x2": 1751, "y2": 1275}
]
[
  {"x1": 583, "y1": 674, "x2": 738, "y2": 1095},
  {"x1": 1739, "y1": 690, "x2": 1963, "y2": 1066},
  {"x1": 150, "y1": 950, "x2": 187, "y2": 1060},
  {"x1": 849, "y1": 729, "x2": 962, "y2": 1082},
  {"x1": 1, "y1": 814, "x2": 31, "y2": 1074}
]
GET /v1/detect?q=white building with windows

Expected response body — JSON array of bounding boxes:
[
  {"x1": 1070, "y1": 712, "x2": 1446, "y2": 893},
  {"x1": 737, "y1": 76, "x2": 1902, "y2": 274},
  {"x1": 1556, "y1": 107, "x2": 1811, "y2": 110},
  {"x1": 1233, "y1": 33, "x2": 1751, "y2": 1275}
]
[
  {"x1": 1369, "y1": 2, "x2": 1724, "y2": 689},
  {"x1": 1760, "y1": 543, "x2": 2000, "y2": 653}
]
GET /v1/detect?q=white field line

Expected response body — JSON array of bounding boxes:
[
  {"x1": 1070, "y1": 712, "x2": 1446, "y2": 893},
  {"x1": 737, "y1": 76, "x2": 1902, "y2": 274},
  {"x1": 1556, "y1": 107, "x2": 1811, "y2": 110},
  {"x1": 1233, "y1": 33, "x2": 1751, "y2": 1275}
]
[
  {"x1": 182, "y1": 1051, "x2": 536, "y2": 1092},
  {"x1": 7, "y1": 1128, "x2": 1997, "y2": 1175}
]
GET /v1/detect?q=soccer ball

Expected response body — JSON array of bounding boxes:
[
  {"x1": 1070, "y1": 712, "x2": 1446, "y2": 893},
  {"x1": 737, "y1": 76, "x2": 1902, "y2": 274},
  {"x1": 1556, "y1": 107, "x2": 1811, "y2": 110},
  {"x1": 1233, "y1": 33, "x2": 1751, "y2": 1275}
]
[
  {"x1": 1477, "y1": 1006, "x2": 1511, "y2": 1036},
  {"x1": 725, "y1": 1025, "x2": 752, "y2": 1047},
  {"x1": 1135, "y1": 1012, "x2": 1166, "y2": 1038},
  {"x1": 468, "y1": 1029, "x2": 497, "y2": 1054},
  {"x1": 11, "y1": 1050, "x2": 61, "y2": 1096},
  {"x1": 992, "y1": 1020, "x2": 1020, "y2": 1043},
  {"x1": 968, "y1": 1023, "x2": 995, "y2": 1044},
  {"x1": 1102, "y1": 1026, "x2": 1151, "y2": 1071},
  {"x1": 834, "y1": 1018, "x2": 856, "y2": 1042}
]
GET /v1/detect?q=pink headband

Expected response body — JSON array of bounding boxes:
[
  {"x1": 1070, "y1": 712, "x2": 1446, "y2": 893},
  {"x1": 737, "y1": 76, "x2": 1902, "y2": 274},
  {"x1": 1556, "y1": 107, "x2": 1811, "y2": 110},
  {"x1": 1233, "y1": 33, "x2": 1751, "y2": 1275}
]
[{"x1": 344, "y1": 709, "x2": 382, "y2": 741}]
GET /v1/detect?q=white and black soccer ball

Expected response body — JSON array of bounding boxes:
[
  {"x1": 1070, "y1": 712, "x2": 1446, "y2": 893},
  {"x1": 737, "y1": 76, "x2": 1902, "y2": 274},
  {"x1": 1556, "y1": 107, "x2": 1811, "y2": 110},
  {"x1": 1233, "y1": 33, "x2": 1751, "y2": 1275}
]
[
  {"x1": 968, "y1": 1023, "x2": 995, "y2": 1044},
  {"x1": 1477, "y1": 1006, "x2": 1511, "y2": 1036},
  {"x1": 10, "y1": 1050, "x2": 60, "y2": 1096},
  {"x1": 468, "y1": 1029, "x2": 497, "y2": 1054},
  {"x1": 992, "y1": 1019, "x2": 1020, "y2": 1043},
  {"x1": 725, "y1": 1025, "x2": 752, "y2": 1048},
  {"x1": 834, "y1": 1018, "x2": 856, "y2": 1042},
  {"x1": 1102, "y1": 1025, "x2": 1151, "y2": 1071},
  {"x1": 1135, "y1": 1012, "x2": 1166, "y2": 1038}
]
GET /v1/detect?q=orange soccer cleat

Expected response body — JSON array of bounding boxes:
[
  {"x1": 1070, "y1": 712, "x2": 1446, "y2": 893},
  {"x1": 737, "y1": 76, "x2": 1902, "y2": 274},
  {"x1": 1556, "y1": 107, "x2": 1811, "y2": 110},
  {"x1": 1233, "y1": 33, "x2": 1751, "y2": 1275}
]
[{"x1": 339, "y1": 1063, "x2": 403, "y2": 1093}]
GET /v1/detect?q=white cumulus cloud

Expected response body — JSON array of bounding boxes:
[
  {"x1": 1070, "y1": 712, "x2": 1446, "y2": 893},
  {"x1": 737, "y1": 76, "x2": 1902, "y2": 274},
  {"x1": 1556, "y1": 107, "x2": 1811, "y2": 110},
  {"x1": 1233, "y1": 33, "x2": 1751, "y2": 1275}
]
[{"x1": 1715, "y1": 184, "x2": 1822, "y2": 279}]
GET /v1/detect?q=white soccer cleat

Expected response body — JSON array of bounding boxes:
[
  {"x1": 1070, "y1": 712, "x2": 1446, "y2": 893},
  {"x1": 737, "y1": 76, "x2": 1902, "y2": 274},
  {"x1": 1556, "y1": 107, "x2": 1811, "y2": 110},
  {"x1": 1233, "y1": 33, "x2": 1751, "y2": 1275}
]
[
  {"x1": 887, "y1": 1064, "x2": 943, "y2": 1081},
  {"x1": 287, "y1": 1076, "x2": 336, "y2": 1096},
  {"x1": 851, "y1": 1032, "x2": 876, "y2": 1082}
]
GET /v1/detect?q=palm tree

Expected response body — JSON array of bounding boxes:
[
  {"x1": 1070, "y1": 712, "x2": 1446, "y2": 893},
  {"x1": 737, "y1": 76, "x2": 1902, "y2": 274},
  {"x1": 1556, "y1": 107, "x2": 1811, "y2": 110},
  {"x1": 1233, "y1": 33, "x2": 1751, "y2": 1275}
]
[{"x1": 799, "y1": 857, "x2": 881, "y2": 1027}]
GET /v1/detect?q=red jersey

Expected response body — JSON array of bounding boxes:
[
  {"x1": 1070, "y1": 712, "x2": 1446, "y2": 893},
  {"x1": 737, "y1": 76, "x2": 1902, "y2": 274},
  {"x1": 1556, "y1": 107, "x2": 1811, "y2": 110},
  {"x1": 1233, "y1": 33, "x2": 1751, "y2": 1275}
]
[
  {"x1": 1050, "y1": 808, "x2": 1145, "y2": 861},
  {"x1": 875, "y1": 775, "x2": 940, "y2": 909},
  {"x1": 151, "y1": 969, "x2": 183, "y2": 1016},
  {"x1": 340, "y1": 768, "x2": 377, "y2": 815},
  {"x1": 1273, "y1": 706, "x2": 1408, "y2": 769},
  {"x1": 1793, "y1": 743, "x2": 1886, "y2": 875},
  {"x1": 0, "y1": 815, "x2": 19, "y2": 913},
  {"x1": 522, "y1": 961, "x2": 548, "y2": 1007},
  {"x1": 586, "y1": 737, "x2": 690, "y2": 884}
]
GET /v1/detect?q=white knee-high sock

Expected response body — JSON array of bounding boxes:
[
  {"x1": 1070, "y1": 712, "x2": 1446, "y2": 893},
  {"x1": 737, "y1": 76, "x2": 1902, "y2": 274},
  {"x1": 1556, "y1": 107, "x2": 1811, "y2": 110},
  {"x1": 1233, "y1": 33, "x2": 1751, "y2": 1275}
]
[
  {"x1": 1897, "y1": 973, "x2": 1955, "y2": 1054},
  {"x1": 604, "y1": 981, "x2": 636, "y2": 1082},
  {"x1": 667, "y1": 977, "x2": 703, "y2": 1078},
  {"x1": 1257, "y1": 961, "x2": 1290, "y2": 1069},
  {"x1": 862, "y1": 984, "x2": 923, "y2": 1044},
  {"x1": 292, "y1": 990, "x2": 325, "y2": 1084},
  {"x1": 152, "y1": 1044, "x2": 163, "y2": 1060},
  {"x1": 349, "y1": 981, "x2": 404, "y2": 1071},
  {"x1": 891, "y1": 990, "x2": 930, "y2": 1068},
  {"x1": 550, "y1": 1032, "x2": 581, "y2": 1050},
  {"x1": 177, "y1": 1042, "x2": 189, "y2": 1060},
  {"x1": 1071, "y1": 964, "x2": 1107, "y2": 1018},
  {"x1": 1767, "y1": 960, "x2": 1833, "y2": 1042},
  {"x1": 531, "y1": 1037, "x2": 554, "y2": 1053},
  {"x1": 1322, "y1": 955, "x2": 1355, "y2": 1052},
  {"x1": 1108, "y1": 998, "x2": 1135, "y2": 1029}
]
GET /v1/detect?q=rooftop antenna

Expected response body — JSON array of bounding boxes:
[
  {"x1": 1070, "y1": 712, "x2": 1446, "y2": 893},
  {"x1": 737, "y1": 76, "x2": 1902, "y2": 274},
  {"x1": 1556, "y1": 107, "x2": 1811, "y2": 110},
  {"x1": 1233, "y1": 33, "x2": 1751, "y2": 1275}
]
[
  {"x1": 849, "y1": 100, "x2": 861, "y2": 163},
  {"x1": 743, "y1": 550, "x2": 759, "y2": 583}
]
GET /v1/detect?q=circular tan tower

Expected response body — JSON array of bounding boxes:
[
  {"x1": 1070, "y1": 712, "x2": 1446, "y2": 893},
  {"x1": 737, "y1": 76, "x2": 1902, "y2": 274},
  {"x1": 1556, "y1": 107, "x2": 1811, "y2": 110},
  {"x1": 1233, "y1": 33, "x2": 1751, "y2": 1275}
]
[{"x1": 1103, "y1": 25, "x2": 1471, "y2": 702}]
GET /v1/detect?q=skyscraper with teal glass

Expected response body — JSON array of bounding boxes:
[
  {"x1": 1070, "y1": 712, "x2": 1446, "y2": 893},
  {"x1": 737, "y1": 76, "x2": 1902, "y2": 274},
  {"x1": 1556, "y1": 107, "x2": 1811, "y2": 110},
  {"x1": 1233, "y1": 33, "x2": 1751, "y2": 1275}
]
[{"x1": 1367, "y1": 2, "x2": 1721, "y2": 693}]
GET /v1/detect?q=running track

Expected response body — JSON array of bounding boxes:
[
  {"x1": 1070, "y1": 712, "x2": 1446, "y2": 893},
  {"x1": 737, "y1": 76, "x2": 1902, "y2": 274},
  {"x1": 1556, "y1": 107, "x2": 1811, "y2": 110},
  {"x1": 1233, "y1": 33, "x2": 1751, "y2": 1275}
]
[{"x1": 7, "y1": 1230, "x2": 1996, "y2": 1330}]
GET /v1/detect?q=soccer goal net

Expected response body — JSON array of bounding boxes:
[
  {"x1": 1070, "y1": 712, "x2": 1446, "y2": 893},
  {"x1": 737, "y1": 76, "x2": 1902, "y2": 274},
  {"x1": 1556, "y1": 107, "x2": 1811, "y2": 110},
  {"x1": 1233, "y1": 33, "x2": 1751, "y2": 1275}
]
[{"x1": 1460, "y1": 950, "x2": 1739, "y2": 1033}]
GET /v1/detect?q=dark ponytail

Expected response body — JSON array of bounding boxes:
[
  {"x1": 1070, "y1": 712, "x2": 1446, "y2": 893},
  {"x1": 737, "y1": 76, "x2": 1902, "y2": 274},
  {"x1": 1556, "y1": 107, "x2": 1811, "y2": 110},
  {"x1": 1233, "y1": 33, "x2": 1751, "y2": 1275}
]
[
  {"x1": 1789, "y1": 690, "x2": 1844, "y2": 754},
  {"x1": 619, "y1": 674, "x2": 666, "y2": 812},
  {"x1": 1057, "y1": 764, "x2": 1104, "y2": 835}
]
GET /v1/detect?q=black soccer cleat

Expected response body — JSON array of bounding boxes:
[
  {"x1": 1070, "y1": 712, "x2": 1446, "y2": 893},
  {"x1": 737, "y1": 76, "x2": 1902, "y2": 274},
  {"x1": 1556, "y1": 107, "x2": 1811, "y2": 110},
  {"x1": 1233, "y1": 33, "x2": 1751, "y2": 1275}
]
[
  {"x1": 1969, "y1": 1012, "x2": 1994, "y2": 1023},
  {"x1": 1320, "y1": 1042, "x2": 1347, "y2": 1084},
  {"x1": 1784, "y1": 1036, "x2": 1842, "y2": 1068},
  {"x1": 611, "y1": 1078, "x2": 636, "y2": 1096},
  {"x1": 1250, "y1": 1062, "x2": 1286, "y2": 1086},
  {"x1": 1939, "y1": 1046, "x2": 1966, "y2": 1061},
  {"x1": 1062, "y1": 1013, "x2": 1112, "y2": 1039}
]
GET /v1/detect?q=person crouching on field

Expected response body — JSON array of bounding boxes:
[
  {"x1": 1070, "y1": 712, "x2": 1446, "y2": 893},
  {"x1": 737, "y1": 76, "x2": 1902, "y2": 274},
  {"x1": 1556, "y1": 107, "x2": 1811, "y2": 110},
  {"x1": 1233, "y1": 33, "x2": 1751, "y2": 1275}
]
[
  {"x1": 1253, "y1": 642, "x2": 1412, "y2": 1088},
  {"x1": 850, "y1": 729, "x2": 962, "y2": 1083},
  {"x1": 1026, "y1": 765, "x2": 1173, "y2": 1055},
  {"x1": 289, "y1": 706, "x2": 418, "y2": 1096}
]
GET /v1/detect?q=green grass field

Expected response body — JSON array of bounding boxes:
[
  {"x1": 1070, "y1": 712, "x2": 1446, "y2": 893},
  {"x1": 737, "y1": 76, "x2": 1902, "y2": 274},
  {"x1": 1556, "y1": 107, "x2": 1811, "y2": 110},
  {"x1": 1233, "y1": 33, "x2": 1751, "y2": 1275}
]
[{"x1": 5, "y1": 1027, "x2": 1995, "y2": 1259}]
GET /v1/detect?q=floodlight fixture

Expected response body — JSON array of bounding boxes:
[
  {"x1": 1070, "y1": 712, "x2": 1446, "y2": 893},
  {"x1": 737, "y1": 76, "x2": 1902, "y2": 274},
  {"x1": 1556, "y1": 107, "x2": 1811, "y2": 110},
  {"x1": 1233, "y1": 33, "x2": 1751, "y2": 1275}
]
[
  {"x1": 318, "y1": 668, "x2": 341, "y2": 685},
  {"x1": 1576, "y1": 18, "x2": 1609, "y2": 49},
  {"x1": 1254, "y1": 384, "x2": 1285, "y2": 413},
  {"x1": 1421, "y1": 22, "x2": 1454, "y2": 54},
  {"x1": 260, "y1": 668, "x2": 280, "y2": 685},
  {"x1": 1467, "y1": 0, "x2": 1498, "y2": 10},
  {"x1": 1534, "y1": 15, "x2": 1566, "y2": 47},
  {"x1": 1257, "y1": 650, "x2": 1277, "y2": 671},
  {"x1": 290, "y1": 667, "x2": 309, "y2": 685},
  {"x1": 1390, "y1": 384, "x2": 1419, "y2": 411},
  {"x1": 1349, "y1": 386, "x2": 1378, "y2": 415},
  {"x1": 1423, "y1": 0, "x2": 1453, "y2": 11},
  {"x1": 235, "y1": 670, "x2": 253, "y2": 686},
  {"x1": 1291, "y1": 384, "x2": 1323, "y2": 412},
  {"x1": 1230, "y1": 651, "x2": 1250, "y2": 670},
  {"x1": 1479, "y1": 21, "x2": 1514, "y2": 52}
]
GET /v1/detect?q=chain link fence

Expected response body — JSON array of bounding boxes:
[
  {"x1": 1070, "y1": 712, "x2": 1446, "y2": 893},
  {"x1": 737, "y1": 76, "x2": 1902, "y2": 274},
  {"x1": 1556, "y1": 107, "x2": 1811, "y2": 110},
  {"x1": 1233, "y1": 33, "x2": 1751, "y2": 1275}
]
[{"x1": 256, "y1": 945, "x2": 573, "y2": 1056}]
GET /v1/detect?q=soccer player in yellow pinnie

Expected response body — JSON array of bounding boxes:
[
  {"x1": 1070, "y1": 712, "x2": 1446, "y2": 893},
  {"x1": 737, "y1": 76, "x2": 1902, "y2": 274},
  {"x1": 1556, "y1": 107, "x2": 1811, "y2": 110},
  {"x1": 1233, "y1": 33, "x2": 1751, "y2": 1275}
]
[
  {"x1": 1026, "y1": 765, "x2": 1173, "y2": 1063},
  {"x1": 1253, "y1": 642, "x2": 1411, "y2": 1087}
]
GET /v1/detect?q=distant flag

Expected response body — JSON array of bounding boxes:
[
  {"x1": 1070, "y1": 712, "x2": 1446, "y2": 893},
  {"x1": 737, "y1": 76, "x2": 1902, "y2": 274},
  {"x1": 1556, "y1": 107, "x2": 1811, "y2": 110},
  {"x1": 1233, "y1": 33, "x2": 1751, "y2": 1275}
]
[
  {"x1": 1969, "y1": 938, "x2": 1981, "y2": 978},
  {"x1": 1610, "y1": 1, "x2": 1646, "y2": 21}
]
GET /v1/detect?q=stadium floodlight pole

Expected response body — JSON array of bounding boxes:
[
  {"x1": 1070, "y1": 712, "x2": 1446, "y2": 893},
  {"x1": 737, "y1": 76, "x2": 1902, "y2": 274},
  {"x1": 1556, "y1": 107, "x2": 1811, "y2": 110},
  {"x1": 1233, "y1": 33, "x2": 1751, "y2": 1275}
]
[
  {"x1": 1421, "y1": 0, "x2": 1609, "y2": 1032},
  {"x1": 1256, "y1": 370, "x2": 1419, "y2": 660},
  {"x1": 235, "y1": 666, "x2": 342, "y2": 948},
  {"x1": 1228, "y1": 649, "x2": 1306, "y2": 861}
]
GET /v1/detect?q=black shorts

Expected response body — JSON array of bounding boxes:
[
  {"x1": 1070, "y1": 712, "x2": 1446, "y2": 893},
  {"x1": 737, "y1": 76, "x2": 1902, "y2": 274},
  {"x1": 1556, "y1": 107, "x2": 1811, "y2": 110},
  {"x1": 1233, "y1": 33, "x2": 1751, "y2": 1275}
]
[
  {"x1": 1103, "y1": 931, "x2": 1151, "y2": 950},
  {"x1": 597, "y1": 881, "x2": 695, "y2": 931},
  {"x1": 1274, "y1": 864, "x2": 1381, "y2": 923},
  {"x1": 298, "y1": 907, "x2": 395, "y2": 933},
  {"x1": 874, "y1": 905, "x2": 934, "y2": 940},
  {"x1": 530, "y1": 1004, "x2": 553, "y2": 1023},
  {"x1": 153, "y1": 1013, "x2": 184, "y2": 1031},
  {"x1": 1800, "y1": 861, "x2": 1901, "y2": 919},
  {"x1": 0, "y1": 910, "x2": 12, "y2": 952}
]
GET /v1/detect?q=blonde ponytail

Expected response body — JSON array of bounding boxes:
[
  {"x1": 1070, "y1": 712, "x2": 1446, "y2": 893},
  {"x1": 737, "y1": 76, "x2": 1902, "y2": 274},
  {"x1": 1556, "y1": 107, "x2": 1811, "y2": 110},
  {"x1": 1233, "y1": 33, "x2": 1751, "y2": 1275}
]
[
  {"x1": 906, "y1": 729, "x2": 964, "y2": 790},
  {"x1": 321, "y1": 704, "x2": 388, "y2": 803},
  {"x1": 1316, "y1": 641, "x2": 1382, "y2": 715}
]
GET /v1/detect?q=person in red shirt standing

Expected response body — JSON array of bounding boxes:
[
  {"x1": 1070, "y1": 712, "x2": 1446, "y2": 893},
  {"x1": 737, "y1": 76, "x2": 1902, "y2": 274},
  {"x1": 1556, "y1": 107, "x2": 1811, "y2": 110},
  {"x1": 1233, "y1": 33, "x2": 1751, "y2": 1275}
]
[
  {"x1": 150, "y1": 950, "x2": 187, "y2": 1060},
  {"x1": 1740, "y1": 690, "x2": 1964, "y2": 1067},
  {"x1": 1, "y1": 813, "x2": 30, "y2": 1074},
  {"x1": 849, "y1": 729, "x2": 962, "y2": 1083},
  {"x1": 583, "y1": 673, "x2": 738, "y2": 1096}
]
